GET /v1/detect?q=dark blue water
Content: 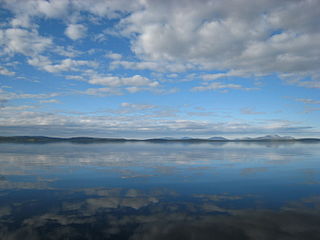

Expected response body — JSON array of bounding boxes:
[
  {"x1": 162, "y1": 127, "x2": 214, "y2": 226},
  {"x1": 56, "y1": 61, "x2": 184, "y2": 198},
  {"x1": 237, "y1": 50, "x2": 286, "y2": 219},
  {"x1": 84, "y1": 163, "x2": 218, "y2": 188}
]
[{"x1": 0, "y1": 142, "x2": 320, "y2": 239}]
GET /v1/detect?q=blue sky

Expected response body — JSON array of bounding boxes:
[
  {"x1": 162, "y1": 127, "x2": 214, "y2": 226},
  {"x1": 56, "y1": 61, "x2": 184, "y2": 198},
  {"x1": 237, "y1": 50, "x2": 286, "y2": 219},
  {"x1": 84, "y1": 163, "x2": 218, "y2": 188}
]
[{"x1": 0, "y1": 0, "x2": 319, "y2": 138}]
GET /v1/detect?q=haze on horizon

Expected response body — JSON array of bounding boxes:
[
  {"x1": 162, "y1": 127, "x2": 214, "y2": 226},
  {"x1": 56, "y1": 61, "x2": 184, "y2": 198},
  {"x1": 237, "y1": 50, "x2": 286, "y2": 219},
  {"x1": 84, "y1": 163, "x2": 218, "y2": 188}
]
[{"x1": 0, "y1": 0, "x2": 319, "y2": 138}]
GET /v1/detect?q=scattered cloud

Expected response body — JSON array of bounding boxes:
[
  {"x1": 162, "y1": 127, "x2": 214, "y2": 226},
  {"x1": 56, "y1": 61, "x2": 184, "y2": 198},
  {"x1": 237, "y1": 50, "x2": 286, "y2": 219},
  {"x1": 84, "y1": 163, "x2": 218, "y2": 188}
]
[
  {"x1": 28, "y1": 57, "x2": 98, "y2": 73},
  {"x1": 88, "y1": 74, "x2": 159, "y2": 88},
  {"x1": 110, "y1": 59, "x2": 191, "y2": 72},
  {"x1": 285, "y1": 76, "x2": 320, "y2": 89},
  {"x1": 303, "y1": 107, "x2": 320, "y2": 114},
  {"x1": 39, "y1": 99, "x2": 60, "y2": 104},
  {"x1": 65, "y1": 24, "x2": 87, "y2": 40},
  {"x1": 0, "y1": 66, "x2": 15, "y2": 76},
  {"x1": 296, "y1": 98, "x2": 320, "y2": 105},
  {"x1": 106, "y1": 52, "x2": 122, "y2": 60},
  {"x1": 117, "y1": 0, "x2": 320, "y2": 80},
  {"x1": 192, "y1": 82, "x2": 257, "y2": 92},
  {"x1": 1, "y1": 0, "x2": 319, "y2": 82},
  {"x1": 0, "y1": 28, "x2": 52, "y2": 56},
  {"x1": 201, "y1": 70, "x2": 252, "y2": 81},
  {"x1": 121, "y1": 102, "x2": 156, "y2": 110},
  {"x1": 0, "y1": 0, "x2": 319, "y2": 137},
  {"x1": 241, "y1": 108, "x2": 265, "y2": 115},
  {"x1": 81, "y1": 87, "x2": 122, "y2": 96},
  {"x1": 0, "y1": 108, "x2": 315, "y2": 137},
  {"x1": 0, "y1": 88, "x2": 59, "y2": 101}
]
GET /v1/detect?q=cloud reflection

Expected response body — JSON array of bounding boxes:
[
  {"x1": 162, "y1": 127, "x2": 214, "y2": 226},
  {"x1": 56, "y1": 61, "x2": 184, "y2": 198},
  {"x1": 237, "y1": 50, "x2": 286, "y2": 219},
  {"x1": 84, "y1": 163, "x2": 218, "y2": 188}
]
[
  {"x1": 0, "y1": 142, "x2": 320, "y2": 239},
  {"x1": 1, "y1": 187, "x2": 320, "y2": 239}
]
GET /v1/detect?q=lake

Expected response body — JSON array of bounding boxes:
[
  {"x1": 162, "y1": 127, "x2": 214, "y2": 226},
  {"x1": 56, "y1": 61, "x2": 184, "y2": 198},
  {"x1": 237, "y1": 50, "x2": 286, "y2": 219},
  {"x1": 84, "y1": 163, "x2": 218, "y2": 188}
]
[{"x1": 0, "y1": 141, "x2": 320, "y2": 239}]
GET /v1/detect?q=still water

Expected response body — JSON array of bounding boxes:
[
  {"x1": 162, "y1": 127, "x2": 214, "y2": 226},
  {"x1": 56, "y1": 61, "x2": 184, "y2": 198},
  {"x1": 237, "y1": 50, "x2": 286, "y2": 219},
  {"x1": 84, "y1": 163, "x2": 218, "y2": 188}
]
[{"x1": 0, "y1": 141, "x2": 320, "y2": 239}]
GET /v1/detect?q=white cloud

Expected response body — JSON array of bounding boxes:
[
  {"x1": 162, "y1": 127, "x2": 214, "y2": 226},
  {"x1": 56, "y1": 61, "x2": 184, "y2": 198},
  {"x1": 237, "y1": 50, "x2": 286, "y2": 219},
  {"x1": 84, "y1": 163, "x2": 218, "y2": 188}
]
[
  {"x1": 121, "y1": 102, "x2": 156, "y2": 110},
  {"x1": 65, "y1": 24, "x2": 87, "y2": 40},
  {"x1": 192, "y1": 82, "x2": 257, "y2": 92},
  {"x1": 39, "y1": 99, "x2": 60, "y2": 104},
  {"x1": 106, "y1": 52, "x2": 122, "y2": 60},
  {"x1": 0, "y1": 88, "x2": 59, "y2": 101},
  {"x1": 0, "y1": 66, "x2": 15, "y2": 76},
  {"x1": 126, "y1": 87, "x2": 142, "y2": 93},
  {"x1": 0, "y1": 108, "x2": 315, "y2": 137},
  {"x1": 71, "y1": 0, "x2": 140, "y2": 18},
  {"x1": 0, "y1": 105, "x2": 35, "y2": 111},
  {"x1": 89, "y1": 74, "x2": 159, "y2": 88},
  {"x1": 303, "y1": 107, "x2": 320, "y2": 113},
  {"x1": 54, "y1": 45, "x2": 82, "y2": 57},
  {"x1": 201, "y1": 70, "x2": 252, "y2": 81},
  {"x1": 36, "y1": 0, "x2": 70, "y2": 18},
  {"x1": 110, "y1": 59, "x2": 190, "y2": 72},
  {"x1": 296, "y1": 98, "x2": 320, "y2": 105},
  {"x1": 81, "y1": 87, "x2": 122, "y2": 96},
  {"x1": 65, "y1": 75, "x2": 85, "y2": 81},
  {"x1": 241, "y1": 108, "x2": 265, "y2": 115},
  {"x1": 0, "y1": 28, "x2": 52, "y2": 57},
  {"x1": 28, "y1": 57, "x2": 98, "y2": 73},
  {"x1": 117, "y1": 0, "x2": 320, "y2": 82},
  {"x1": 2, "y1": 0, "x2": 69, "y2": 26},
  {"x1": 1, "y1": 0, "x2": 139, "y2": 19},
  {"x1": 294, "y1": 80, "x2": 320, "y2": 89},
  {"x1": 2, "y1": 0, "x2": 319, "y2": 84}
]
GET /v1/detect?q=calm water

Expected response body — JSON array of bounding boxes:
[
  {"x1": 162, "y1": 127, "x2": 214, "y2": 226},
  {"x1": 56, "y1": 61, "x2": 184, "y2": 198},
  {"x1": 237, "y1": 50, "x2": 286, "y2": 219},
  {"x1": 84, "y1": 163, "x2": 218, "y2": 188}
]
[{"x1": 0, "y1": 142, "x2": 320, "y2": 239}]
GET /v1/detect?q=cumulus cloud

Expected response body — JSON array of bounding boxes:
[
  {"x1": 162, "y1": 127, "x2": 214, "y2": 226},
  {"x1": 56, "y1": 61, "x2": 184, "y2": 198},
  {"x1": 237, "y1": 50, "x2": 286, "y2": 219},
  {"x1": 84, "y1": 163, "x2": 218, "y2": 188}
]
[
  {"x1": 110, "y1": 59, "x2": 191, "y2": 72},
  {"x1": 1, "y1": 0, "x2": 319, "y2": 79},
  {"x1": 0, "y1": 0, "x2": 319, "y2": 137},
  {"x1": 0, "y1": 28, "x2": 52, "y2": 56},
  {"x1": 28, "y1": 57, "x2": 98, "y2": 73},
  {"x1": 2, "y1": 0, "x2": 69, "y2": 26},
  {"x1": 65, "y1": 24, "x2": 87, "y2": 40},
  {"x1": 115, "y1": 0, "x2": 320, "y2": 83},
  {"x1": 1, "y1": 0, "x2": 319, "y2": 85},
  {"x1": 88, "y1": 74, "x2": 159, "y2": 88}
]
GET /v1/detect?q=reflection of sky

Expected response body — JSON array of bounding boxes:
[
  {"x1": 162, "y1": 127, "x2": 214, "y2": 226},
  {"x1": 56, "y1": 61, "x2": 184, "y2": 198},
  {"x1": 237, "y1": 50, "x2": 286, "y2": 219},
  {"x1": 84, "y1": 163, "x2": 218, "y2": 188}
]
[
  {"x1": 1, "y1": 142, "x2": 320, "y2": 239},
  {"x1": 1, "y1": 186, "x2": 320, "y2": 239},
  {"x1": 0, "y1": 142, "x2": 320, "y2": 189}
]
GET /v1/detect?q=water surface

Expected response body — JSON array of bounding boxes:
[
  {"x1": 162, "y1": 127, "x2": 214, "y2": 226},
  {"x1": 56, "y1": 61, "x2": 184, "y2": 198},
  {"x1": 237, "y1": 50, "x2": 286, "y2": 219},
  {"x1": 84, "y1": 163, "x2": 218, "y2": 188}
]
[{"x1": 0, "y1": 142, "x2": 320, "y2": 239}]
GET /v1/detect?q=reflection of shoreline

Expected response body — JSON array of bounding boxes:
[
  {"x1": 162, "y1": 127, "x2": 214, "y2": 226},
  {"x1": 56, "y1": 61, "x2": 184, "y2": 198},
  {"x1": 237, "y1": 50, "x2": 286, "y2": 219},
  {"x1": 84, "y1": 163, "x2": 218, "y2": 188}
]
[{"x1": 0, "y1": 136, "x2": 320, "y2": 145}]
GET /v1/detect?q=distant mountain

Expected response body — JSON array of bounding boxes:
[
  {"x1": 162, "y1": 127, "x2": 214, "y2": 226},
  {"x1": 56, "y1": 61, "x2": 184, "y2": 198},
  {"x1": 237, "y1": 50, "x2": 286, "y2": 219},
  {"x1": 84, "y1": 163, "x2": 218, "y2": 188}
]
[
  {"x1": 0, "y1": 136, "x2": 127, "y2": 143},
  {"x1": 208, "y1": 137, "x2": 229, "y2": 141},
  {"x1": 180, "y1": 137, "x2": 195, "y2": 140},
  {"x1": 256, "y1": 135, "x2": 295, "y2": 140},
  {"x1": 151, "y1": 137, "x2": 196, "y2": 140},
  {"x1": 157, "y1": 137, "x2": 177, "y2": 140},
  {"x1": 238, "y1": 135, "x2": 295, "y2": 141},
  {"x1": 0, "y1": 135, "x2": 319, "y2": 144}
]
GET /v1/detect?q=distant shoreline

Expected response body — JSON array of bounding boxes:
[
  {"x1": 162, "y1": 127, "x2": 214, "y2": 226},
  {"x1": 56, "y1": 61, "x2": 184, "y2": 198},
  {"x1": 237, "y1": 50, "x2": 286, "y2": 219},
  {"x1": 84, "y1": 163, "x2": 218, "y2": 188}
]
[{"x1": 0, "y1": 136, "x2": 319, "y2": 144}]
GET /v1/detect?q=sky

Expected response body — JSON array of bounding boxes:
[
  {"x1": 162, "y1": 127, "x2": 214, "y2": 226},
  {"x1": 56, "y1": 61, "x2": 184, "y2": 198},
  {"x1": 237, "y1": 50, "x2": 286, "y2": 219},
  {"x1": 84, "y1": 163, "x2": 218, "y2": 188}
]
[{"x1": 0, "y1": 0, "x2": 319, "y2": 138}]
